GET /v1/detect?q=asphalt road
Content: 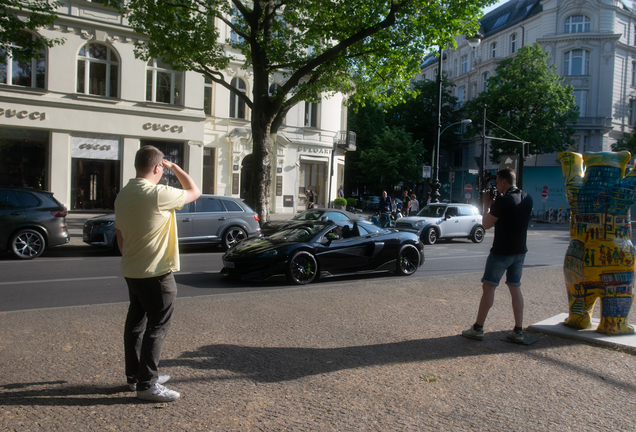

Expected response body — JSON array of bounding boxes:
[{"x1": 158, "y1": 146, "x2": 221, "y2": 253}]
[{"x1": 0, "y1": 223, "x2": 571, "y2": 312}]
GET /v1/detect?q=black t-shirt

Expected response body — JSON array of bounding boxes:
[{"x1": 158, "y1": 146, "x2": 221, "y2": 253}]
[
  {"x1": 402, "y1": 195, "x2": 411, "y2": 208},
  {"x1": 489, "y1": 188, "x2": 533, "y2": 255}
]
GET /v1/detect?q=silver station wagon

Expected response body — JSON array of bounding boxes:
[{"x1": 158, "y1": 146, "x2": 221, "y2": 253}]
[{"x1": 83, "y1": 194, "x2": 261, "y2": 252}]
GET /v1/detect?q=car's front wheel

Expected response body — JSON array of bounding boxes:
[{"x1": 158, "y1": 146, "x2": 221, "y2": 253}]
[
  {"x1": 396, "y1": 244, "x2": 420, "y2": 276},
  {"x1": 286, "y1": 251, "x2": 318, "y2": 285},
  {"x1": 470, "y1": 226, "x2": 485, "y2": 243},
  {"x1": 422, "y1": 227, "x2": 438, "y2": 245},
  {"x1": 222, "y1": 227, "x2": 247, "y2": 251},
  {"x1": 10, "y1": 229, "x2": 46, "y2": 259}
]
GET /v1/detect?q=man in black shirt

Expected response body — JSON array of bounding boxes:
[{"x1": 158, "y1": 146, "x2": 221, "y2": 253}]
[{"x1": 462, "y1": 168, "x2": 533, "y2": 342}]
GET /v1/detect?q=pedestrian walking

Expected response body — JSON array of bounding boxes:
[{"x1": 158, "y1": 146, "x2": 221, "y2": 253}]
[
  {"x1": 337, "y1": 185, "x2": 344, "y2": 198},
  {"x1": 410, "y1": 194, "x2": 419, "y2": 216},
  {"x1": 306, "y1": 190, "x2": 315, "y2": 209},
  {"x1": 379, "y1": 191, "x2": 392, "y2": 227},
  {"x1": 401, "y1": 190, "x2": 411, "y2": 217},
  {"x1": 462, "y1": 168, "x2": 533, "y2": 342},
  {"x1": 115, "y1": 145, "x2": 201, "y2": 402}
]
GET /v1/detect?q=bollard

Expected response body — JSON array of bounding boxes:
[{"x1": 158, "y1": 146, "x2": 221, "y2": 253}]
[
  {"x1": 558, "y1": 206, "x2": 563, "y2": 223},
  {"x1": 549, "y1": 207, "x2": 554, "y2": 223}
]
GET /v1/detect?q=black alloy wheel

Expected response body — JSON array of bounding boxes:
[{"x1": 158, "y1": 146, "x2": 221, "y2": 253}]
[
  {"x1": 396, "y1": 244, "x2": 420, "y2": 276},
  {"x1": 286, "y1": 251, "x2": 318, "y2": 285}
]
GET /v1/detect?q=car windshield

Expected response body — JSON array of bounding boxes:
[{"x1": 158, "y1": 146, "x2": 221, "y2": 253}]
[
  {"x1": 292, "y1": 211, "x2": 323, "y2": 221},
  {"x1": 416, "y1": 205, "x2": 446, "y2": 217},
  {"x1": 268, "y1": 222, "x2": 330, "y2": 243}
]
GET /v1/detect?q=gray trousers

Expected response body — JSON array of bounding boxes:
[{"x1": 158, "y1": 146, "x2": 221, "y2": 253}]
[{"x1": 124, "y1": 272, "x2": 176, "y2": 391}]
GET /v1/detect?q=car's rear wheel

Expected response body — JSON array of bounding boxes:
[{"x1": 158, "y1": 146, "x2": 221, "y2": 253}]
[
  {"x1": 471, "y1": 226, "x2": 485, "y2": 243},
  {"x1": 10, "y1": 229, "x2": 46, "y2": 259},
  {"x1": 286, "y1": 251, "x2": 318, "y2": 285},
  {"x1": 396, "y1": 244, "x2": 420, "y2": 276},
  {"x1": 222, "y1": 227, "x2": 247, "y2": 251},
  {"x1": 422, "y1": 227, "x2": 438, "y2": 245}
]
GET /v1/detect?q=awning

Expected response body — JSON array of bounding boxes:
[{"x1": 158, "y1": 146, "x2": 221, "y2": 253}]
[{"x1": 300, "y1": 154, "x2": 329, "y2": 163}]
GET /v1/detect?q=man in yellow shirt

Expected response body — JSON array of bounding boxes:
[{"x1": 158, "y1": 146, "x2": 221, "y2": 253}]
[{"x1": 115, "y1": 145, "x2": 200, "y2": 402}]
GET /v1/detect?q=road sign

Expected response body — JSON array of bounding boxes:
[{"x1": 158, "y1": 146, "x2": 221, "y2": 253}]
[
  {"x1": 541, "y1": 190, "x2": 548, "y2": 198},
  {"x1": 422, "y1": 166, "x2": 431, "y2": 178},
  {"x1": 464, "y1": 184, "x2": 473, "y2": 193}
]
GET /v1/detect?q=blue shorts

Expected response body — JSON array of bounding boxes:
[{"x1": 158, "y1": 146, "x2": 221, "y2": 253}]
[{"x1": 481, "y1": 253, "x2": 526, "y2": 287}]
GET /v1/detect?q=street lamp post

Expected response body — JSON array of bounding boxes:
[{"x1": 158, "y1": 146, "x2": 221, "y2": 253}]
[{"x1": 429, "y1": 119, "x2": 472, "y2": 204}]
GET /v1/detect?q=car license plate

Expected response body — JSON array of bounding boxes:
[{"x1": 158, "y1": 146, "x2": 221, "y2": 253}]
[{"x1": 224, "y1": 260, "x2": 235, "y2": 268}]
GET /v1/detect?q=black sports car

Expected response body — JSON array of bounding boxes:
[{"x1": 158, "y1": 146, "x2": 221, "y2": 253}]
[
  {"x1": 260, "y1": 209, "x2": 365, "y2": 236},
  {"x1": 221, "y1": 219, "x2": 425, "y2": 284}
]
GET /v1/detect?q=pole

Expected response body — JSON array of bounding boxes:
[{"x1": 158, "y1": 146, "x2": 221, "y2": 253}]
[
  {"x1": 429, "y1": 47, "x2": 443, "y2": 204},
  {"x1": 480, "y1": 105, "x2": 486, "y2": 194}
]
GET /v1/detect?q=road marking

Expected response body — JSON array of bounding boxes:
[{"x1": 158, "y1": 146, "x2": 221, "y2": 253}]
[
  {"x1": 0, "y1": 258, "x2": 88, "y2": 264},
  {"x1": 0, "y1": 276, "x2": 119, "y2": 286}
]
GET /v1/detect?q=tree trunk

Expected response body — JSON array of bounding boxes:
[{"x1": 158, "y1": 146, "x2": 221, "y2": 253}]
[{"x1": 250, "y1": 114, "x2": 274, "y2": 223}]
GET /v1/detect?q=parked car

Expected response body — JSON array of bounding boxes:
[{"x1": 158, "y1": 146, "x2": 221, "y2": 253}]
[
  {"x1": 260, "y1": 209, "x2": 365, "y2": 236},
  {"x1": 365, "y1": 196, "x2": 381, "y2": 211},
  {"x1": 0, "y1": 187, "x2": 69, "y2": 259},
  {"x1": 222, "y1": 219, "x2": 425, "y2": 284},
  {"x1": 83, "y1": 194, "x2": 261, "y2": 251},
  {"x1": 395, "y1": 203, "x2": 485, "y2": 245}
]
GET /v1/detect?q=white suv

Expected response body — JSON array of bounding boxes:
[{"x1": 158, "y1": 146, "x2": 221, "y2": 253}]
[{"x1": 395, "y1": 203, "x2": 485, "y2": 245}]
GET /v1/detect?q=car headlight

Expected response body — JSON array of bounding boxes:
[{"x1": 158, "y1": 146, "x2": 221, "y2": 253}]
[
  {"x1": 93, "y1": 221, "x2": 115, "y2": 227},
  {"x1": 414, "y1": 221, "x2": 424, "y2": 228},
  {"x1": 258, "y1": 250, "x2": 279, "y2": 259}
]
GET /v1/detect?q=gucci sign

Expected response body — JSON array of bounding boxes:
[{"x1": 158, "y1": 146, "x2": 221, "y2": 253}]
[
  {"x1": 142, "y1": 123, "x2": 184, "y2": 133},
  {"x1": 0, "y1": 108, "x2": 46, "y2": 120}
]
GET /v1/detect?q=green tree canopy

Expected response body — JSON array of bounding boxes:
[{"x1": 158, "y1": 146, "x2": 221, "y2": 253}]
[
  {"x1": 1, "y1": 1, "x2": 64, "y2": 61},
  {"x1": 109, "y1": 0, "x2": 494, "y2": 221},
  {"x1": 466, "y1": 43, "x2": 578, "y2": 164}
]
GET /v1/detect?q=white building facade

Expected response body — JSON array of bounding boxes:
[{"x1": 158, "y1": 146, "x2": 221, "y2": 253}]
[
  {"x1": 418, "y1": 0, "x2": 636, "y2": 211},
  {"x1": 0, "y1": 1, "x2": 349, "y2": 214}
]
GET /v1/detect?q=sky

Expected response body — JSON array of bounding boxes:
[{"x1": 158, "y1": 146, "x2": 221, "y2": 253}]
[{"x1": 481, "y1": 0, "x2": 508, "y2": 16}]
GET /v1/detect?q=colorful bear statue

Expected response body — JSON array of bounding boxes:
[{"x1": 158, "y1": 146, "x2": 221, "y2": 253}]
[{"x1": 559, "y1": 151, "x2": 635, "y2": 334}]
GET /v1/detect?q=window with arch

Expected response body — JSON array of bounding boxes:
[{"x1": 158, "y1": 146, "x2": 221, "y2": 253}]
[
  {"x1": 491, "y1": 42, "x2": 497, "y2": 58},
  {"x1": 305, "y1": 95, "x2": 319, "y2": 127},
  {"x1": 564, "y1": 15, "x2": 590, "y2": 34},
  {"x1": 483, "y1": 71, "x2": 490, "y2": 92},
  {"x1": 77, "y1": 43, "x2": 118, "y2": 97},
  {"x1": 564, "y1": 50, "x2": 590, "y2": 75},
  {"x1": 0, "y1": 32, "x2": 46, "y2": 88},
  {"x1": 146, "y1": 58, "x2": 183, "y2": 105},
  {"x1": 510, "y1": 34, "x2": 517, "y2": 53},
  {"x1": 229, "y1": 77, "x2": 247, "y2": 119}
]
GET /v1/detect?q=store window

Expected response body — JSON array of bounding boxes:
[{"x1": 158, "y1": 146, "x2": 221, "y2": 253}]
[
  {"x1": 299, "y1": 160, "x2": 326, "y2": 208},
  {"x1": 564, "y1": 50, "x2": 590, "y2": 75},
  {"x1": 146, "y1": 58, "x2": 183, "y2": 105},
  {"x1": 71, "y1": 133, "x2": 120, "y2": 210},
  {"x1": 0, "y1": 129, "x2": 48, "y2": 189},
  {"x1": 0, "y1": 32, "x2": 46, "y2": 88},
  {"x1": 229, "y1": 77, "x2": 247, "y2": 119},
  {"x1": 77, "y1": 43, "x2": 119, "y2": 97},
  {"x1": 564, "y1": 15, "x2": 590, "y2": 34}
]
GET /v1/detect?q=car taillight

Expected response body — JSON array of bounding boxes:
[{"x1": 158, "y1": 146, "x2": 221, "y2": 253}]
[
  {"x1": 253, "y1": 215, "x2": 259, "y2": 222},
  {"x1": 50, "y1": 210, "x2": 68, "y2": 217}
]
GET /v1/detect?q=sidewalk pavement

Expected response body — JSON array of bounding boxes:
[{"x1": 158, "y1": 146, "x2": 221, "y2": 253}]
[{"x1": 2, "y1": 263, "x2": 635, "y2": 430}]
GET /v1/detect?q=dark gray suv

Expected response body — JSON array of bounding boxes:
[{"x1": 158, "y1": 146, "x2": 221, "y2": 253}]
[
  {"x1": 84, "y1": 194, "x2": 261, "y2": 251},
  {"x1": 0, "y1": 187, "x2": 70, "y2": 259}
]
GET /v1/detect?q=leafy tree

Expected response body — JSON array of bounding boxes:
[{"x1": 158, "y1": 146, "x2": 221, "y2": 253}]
[
  {"x1": 347, "y1": 75, "x2": 460, "y2": 194},
  {"x1": 109, "y1": 0, "x2": 493, "y2": 221},
  {"x1": 612, "y1": 133, "x2": 636, "y2": 156},
  {"x1": 358, "y1": 126, "x2": 424, "y2": 192},
  {"x1": 465, "y1": 43, "x2": 579, "y2": 187},
  {"x1": 1, "y1": 1, "x2": 65, "y2": 61}
]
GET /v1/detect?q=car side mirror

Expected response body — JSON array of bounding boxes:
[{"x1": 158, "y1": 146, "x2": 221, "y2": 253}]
[
  {"x1": 320, "y1": 216, "x2": 329, "y2": 221},
  {"x1": 445, "y1": 214, "x2": 452, "y2": 219},
  {"x1": 325, "y1": 232, "x2": 340, "y2": 241}
]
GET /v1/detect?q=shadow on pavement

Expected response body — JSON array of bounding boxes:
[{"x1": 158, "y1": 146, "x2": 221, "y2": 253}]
[
  {"x1": 161, "y1": 332, "x2": 632, "y2": 387},
  {"x1": 0, "y1": 382, "x2": 139, "y2": 406}
]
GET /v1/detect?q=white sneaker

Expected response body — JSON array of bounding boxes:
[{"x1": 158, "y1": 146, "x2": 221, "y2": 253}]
[
  {"x1": 136, "y1": 383, "x2": 180, "y2": 402},
  {"x1": 128, "y1": 374, "x2": 170, "y2": 391}
]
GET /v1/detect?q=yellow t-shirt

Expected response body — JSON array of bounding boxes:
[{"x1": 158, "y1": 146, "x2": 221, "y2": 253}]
[{"x1": 115, "y1": 178, "x2": 187, "y2": 278}]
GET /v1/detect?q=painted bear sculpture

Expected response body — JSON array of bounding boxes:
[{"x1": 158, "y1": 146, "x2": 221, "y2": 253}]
[{"x1": 559, "y1": 151, "x2": 635, "y2": 334}]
